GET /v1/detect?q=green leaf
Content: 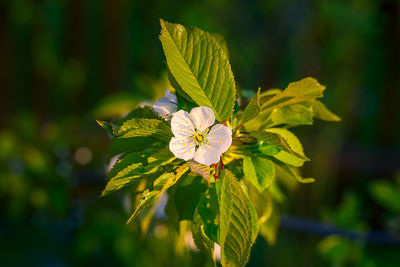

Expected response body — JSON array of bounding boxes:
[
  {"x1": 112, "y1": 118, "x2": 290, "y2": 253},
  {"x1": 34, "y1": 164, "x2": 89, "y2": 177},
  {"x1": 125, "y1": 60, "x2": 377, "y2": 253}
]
[
  {"x1": 243, "y1": 109, "x2": 271, "y2": 132},
  {"x1": 98, "y1": 106, "x2": 161, "y2": 137},
  {"x1": 197, "y1": 183, "x2": 220, "y2": 243},
  {"x1": 175, "y1": 89, "x2": 198, "y2": 113},
  {"x1": 266, "y1": 104, "x2": 314, "y2": 128},
  {"x1": 127, "y1": 164, "x2": 189, "y2": 224},
  {"x1": 117, "y1": 106, "x2": 160, "y2": 123},
  {"x1": 192, "y1": 212, "x2": 217, "y2": 266},
  {"x1": 113, "y1": 118, "x2": 172, "y2": 140},
  {"x1": 257, "y1": 142, "x2": 280, "y2": 156},
  {"x1": 107, "y1": 117, "x2": 172, "y2": 157},
  {"x1": 109, "y1": 137, "x2": 164, "y2": 158},
  {"x1": 251, "y1": 128, "x2": 309, "y2": 164},
  {"x1": 167, "y1": 67, "x2": 197, "y2": 111},
  {"x1": 238, "y1": 88, "x2": 261, "y2": 125},
  {"x1": 261, "y1": 77, "x2": 325, "y2": 112},
  {"x1": 96, "y1": 120, "x2": 114, "y2": 135},
  {"x1": 220, "y1": 169, "x2": 255, "y2": 267},
  {"x1": 277, "y1": 163, "x2": 315, "y2": 183},
  {"x1": 143, "y1": 148, "x2": 176, "y2": 174},
  {"x1": 309, "y1": 100, "x2": 341, "y2": 122},
  {"x1": 102, "y1": 148, "x2": 175, "y2": 196},
  {"x1": 159, "y1": 19, "x2": 236, "y2": 121},
  {"x1": 259, "y1": 88, "x2": 281, "y2": 103},
  {"x1": 211, "y1": 33, "x2": 229, "y2": 58},
  {"x1": 174, "y1": 175, "x2": 208, "y2": 221},
  {"x1": 243, "y1": 187, "x2": 259, "y2": 243},
  {"x1": 243, "y1": 157, "x2": 275, "y2": 192},
  {"x1": 102, "y1": 152, "x2": 146, "y2": 196}
]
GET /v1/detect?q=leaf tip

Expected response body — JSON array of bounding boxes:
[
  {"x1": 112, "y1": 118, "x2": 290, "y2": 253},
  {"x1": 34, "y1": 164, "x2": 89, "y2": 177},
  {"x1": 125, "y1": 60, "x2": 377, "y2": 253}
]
[{"x1": 96, "y1": 120, "x2": 106, "y2": 127}]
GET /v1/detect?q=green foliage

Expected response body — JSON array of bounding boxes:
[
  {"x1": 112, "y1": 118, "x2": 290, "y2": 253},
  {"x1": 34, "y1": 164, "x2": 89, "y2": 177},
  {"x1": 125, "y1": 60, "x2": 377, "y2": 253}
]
[
  {"x1": 174, "y1": 175, "x2": 208, "y2": 221},
  {"x1": 309, "y1": 100, "x2": 341, "y2": 122},
  {"x1": 192, "y1": 212, "x2": 217, "y2": 266},
  {"x1": 97, "y1": 107, "x2": 173, "y2": 157},
  {"x1": 238, "y1": 88, "x2": 261, "y2": 125},
  {"x1": 197, "y1": 183, "x2": 220, "y2": 243},
  {"x1": 102, "y1": 152, "x2": 146, "y2": 196},
  {"x1": 98, "y1": 19, "x2": 340, "y2": 266},
  {"x1": 219, "y1": 169, "x2": 257, "y2": 267},
  {"x1": 102, "y1": 148, "x2": 175, "y2": 196},
  {"x1": 267, "y1": 104, "x2": 314, "y2": 127},
  {"x1": 243, "y1": 156, "x2": 275, "y2": 192},
  {"x1": 251, "y1": 128, "x2": 310, "y2": 163},
  {"x1": 261, "y1": 77, "x2": 325, "y2": 112},
  {"x1": 159, "y1": 19, "x2": 236, "y2": 122},
  {"x1": 127, "y1": 164, "x2": 189, "y2": 224},
  {"x1": 113, "y1": 118, "x2": 171, "y2": 139},
  {"x1": 244, "y1": 77, "x2": 339, "y2": 131}
]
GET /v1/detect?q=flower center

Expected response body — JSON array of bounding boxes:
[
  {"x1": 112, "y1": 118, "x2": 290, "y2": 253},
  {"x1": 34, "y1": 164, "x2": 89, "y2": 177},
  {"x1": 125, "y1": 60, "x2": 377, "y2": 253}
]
[{"x1": 192, "y1": 130, "x2": 208, "y2": 147}]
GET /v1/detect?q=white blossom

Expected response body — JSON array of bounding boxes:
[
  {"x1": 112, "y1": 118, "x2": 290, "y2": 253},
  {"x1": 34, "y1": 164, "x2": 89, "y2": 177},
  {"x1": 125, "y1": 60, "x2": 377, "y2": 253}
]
[
  {"x1": 152, "y1": 90, "x2": 178, "y2": 119},
  {"x1": 169, "y1": 106, "x2": 232, "y2": 165}
]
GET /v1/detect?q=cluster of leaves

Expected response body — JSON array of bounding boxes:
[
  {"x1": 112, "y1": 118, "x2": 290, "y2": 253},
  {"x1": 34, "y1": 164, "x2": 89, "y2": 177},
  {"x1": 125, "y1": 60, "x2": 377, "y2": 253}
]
[{"x1": 98, "y1": 19, "x2": 340, "y2": 266}]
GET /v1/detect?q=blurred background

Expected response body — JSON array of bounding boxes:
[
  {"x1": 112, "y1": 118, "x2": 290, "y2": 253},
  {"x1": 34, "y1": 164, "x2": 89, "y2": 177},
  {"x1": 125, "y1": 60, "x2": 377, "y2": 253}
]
[{"x1": 1, "y1": 0, "x2": 399, "y2": 266}]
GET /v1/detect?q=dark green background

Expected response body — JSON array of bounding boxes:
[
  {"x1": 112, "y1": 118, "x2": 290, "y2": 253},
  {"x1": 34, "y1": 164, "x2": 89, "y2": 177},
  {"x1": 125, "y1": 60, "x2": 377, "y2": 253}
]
[{"x1": 1, "y1": 0, "x2": 399, "y2": 266}]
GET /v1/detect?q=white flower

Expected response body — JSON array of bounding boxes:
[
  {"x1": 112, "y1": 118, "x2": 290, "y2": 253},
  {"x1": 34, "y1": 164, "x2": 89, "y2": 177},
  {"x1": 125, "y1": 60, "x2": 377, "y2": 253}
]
[
  {"x1": 169, "y1": 106, "x2": 232, "y2": 165},
  {"x1": 152, "y1": 90, "x2": 178, "y2": 119}
]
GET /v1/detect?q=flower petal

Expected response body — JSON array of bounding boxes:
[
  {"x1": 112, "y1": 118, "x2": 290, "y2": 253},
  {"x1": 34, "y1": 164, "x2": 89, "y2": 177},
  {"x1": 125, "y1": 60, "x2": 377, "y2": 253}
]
[
  {"x1": 170, "y1": 110, "x2": 195, "y2": 138},
  {"x1": 189, "y1": 106, "x2": 215, "y2": 132},
  {"x1": 164, "y1": 90, "x2": 177, "y2": 104},
  {"x1": 208, "y1": 124, "x2": 232, "y2": 153},
  {"x1": 193, "y1": 144, "x2": 221, "y2": 165},
  {"x1": 169, "y1": 137, "x2": 195, "y2": 161},
  {"x1": 153, "y1": 98, "x2": 177, "y2": 118}
]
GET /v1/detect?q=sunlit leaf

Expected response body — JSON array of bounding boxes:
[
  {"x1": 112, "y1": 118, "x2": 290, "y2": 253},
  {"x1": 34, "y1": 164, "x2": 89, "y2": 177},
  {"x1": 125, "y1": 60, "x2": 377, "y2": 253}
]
[
  {"x1": 113, "y1": 118, "x2": 172, "y2": 140},
  {"x1": 275, "y1": 162, "x2": 315, "y2": 183},
  {"x1": 220, "y1": 169, "x2": 255, "y2": 267},
  {"x1": 238, "y1": 88, "x2": 261, "y2": 125},
  {"x1": 160, "y1": 19, "x2": 236, "y2": 121},
  {"x1": 266, "y1": 104, "x2": 314, "y2": 127},
  {"x1": 243, "y1": 156, "x2": 275, "y2": 192},
  {"x1": 261, "y1": 77, "x2": 325, "y2": 112},
  {"x1": 102, "y1": 148, "x2": 175, "y2": 196},
  {"x1": 308, "y1": 100, "x2": 341, "y2": 122},
  {"x1": 127, "y1": 164, "x2": 189, "y2": 224},
  {"x1": 102, "y1": 152, "x2": 146, "y2": 196},
  {"x1": 251, "y1": 128, "x2": 309, "y2": 165}
]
